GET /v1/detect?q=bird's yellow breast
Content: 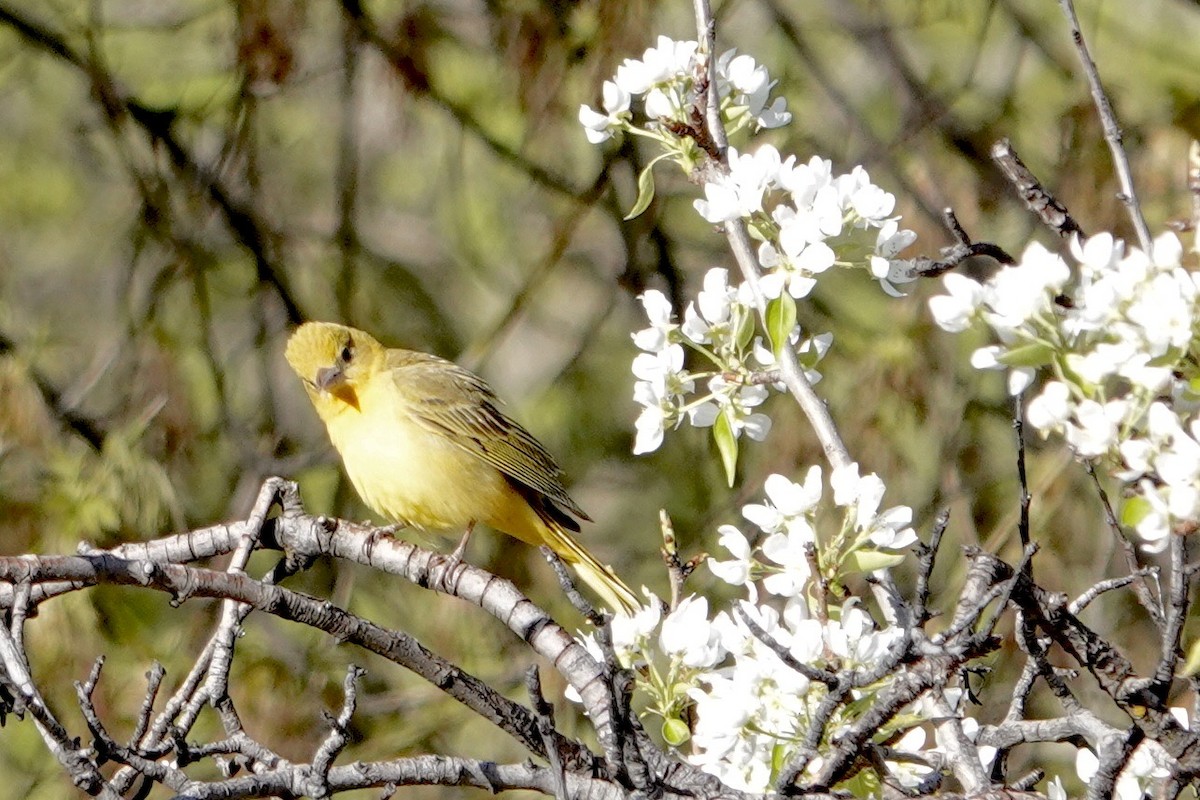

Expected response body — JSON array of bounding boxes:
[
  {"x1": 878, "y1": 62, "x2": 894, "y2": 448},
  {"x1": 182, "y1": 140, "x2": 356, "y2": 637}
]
[{"x1": 317, "y1": 371, "x2": 545, "y2": 542}]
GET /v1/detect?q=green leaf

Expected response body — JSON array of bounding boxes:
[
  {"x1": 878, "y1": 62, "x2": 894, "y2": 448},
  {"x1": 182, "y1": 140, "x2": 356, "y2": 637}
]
[
  {"x1": 841, "y1": 768, "x2": 882, "y2": 798},
  {"x1": 735, "y1": 307, "x2": 756, "y2": 351},
  {"x1": 770, "y1": 742, "x2": 788, "y2": 777},
  {"x1": 1148, "y1": 346, "x2": 1183, "y2": 368},
  {"x1": 625, "y1": 165, "x2": 656, "y2": 221},
  {"x1": 844, "y1": 548, "x2": 906, "y2": 574},
  {"x1": 624, "y1": 153, "x2": 672, "y2": 221},
  {"x1": 766, "y1": 293, "x2": 797, "y2": 359},
  {"x1": 661, "y1": 718, "x2": 691, "y2": 747},
  {"x1": 746, "y1": 218, "x2": 772, "y2": 242},
  {"x1": 714, "y1": 409, "x2": 739, "y2": 487},
  {"x1": 996, "y1": 341, "x2": 1055, "y2": 368},
  {"x1": 1120, "y1": 495, "x2": 1151, "y2": 528}
]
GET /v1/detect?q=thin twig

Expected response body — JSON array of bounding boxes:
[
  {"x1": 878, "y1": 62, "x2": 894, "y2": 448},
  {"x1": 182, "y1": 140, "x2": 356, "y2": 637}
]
[
  {"x1": 1055, "y1": 0, "x2": 1151, "y2": 250},
  {"x1": 526, "y1": 666, "x2": 568, "y2": 800},
  {"x1": 908, "y1": 208, "x2": 1016, "y2": 280},
  {"x1": 1014, "y1": 393, "x2": 1032, "y2": 567},
  {"x1": 1084, "y1": 460, "x2": 1163, "y2": 629},
  {"x1": 991, "y1": 138, "x2": 1084, "y2": 239},
  {"x1": 0, "y1": 623, "x2": 112, "y2": 795},
  {"x1": 732, "y1": 604, "x2": 838, "y2": 688},
  {"x1": 1150, "y1": 535, "x2": 1189, "y2": 698},
  {"x1": 309, "y1": 665, "x2": 367, "y2": 798},
  {"x1": 912, "y1": 508, "x2": 949, "y2": 627}
]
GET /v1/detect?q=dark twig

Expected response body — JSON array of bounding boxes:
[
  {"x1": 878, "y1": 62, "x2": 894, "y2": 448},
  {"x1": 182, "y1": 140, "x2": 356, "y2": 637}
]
[
  {"x1": 589, "y1": 621, "x2": 641, "y2": 794},
  {"x1": 1014, "y1": 393, "x2": 1032, "y2": 565},
  {"x1": 1085, "y1": 460, "x2": 1163, "y2": 629},
  {"x1": 905, "y1": 208, "x2": 1015, "y2": 279},
  {"x1": 991, "y1": 138, "x2": 1085, "y2": 239},
  {"x1": 77, "y1": 662, "x2": 183, "y2": 793},
  {"x1": 0, "y1": 328, "x2": 106, "y2": 450},
  {"x1": 777, "y1": 672, "x2": 850, "y2": 786},
  {"x1": 912, "y1": 508, "x2": 950, "y2": 627},
  {"x1": 991, "y1": 552, "x2": 1200, "y2": 776},
  {"x1": 1150, "y1": 535, "x2": 1189, "y2": 700},
  {"x1": 540, "y1": 545, "x2": 604, "y2": 627},
  {"x1": 732, "y1": 604, "x2": 839, "y2": 688}
]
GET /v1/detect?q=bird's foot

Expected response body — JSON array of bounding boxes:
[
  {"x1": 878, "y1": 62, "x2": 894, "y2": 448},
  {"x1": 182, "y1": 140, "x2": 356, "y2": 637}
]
[
  {"x1": 427, "y1": 550, "x2": 465, "y2": 594},
  {"x1": 363, "y1": 522, "x2": 407, "y2": 561},
  {"x1": 429, "y1": 525, "x2": 475, "y2": 592},
  {"x1": 428, "y1": 550, "x2": 463, "y2": 571}
]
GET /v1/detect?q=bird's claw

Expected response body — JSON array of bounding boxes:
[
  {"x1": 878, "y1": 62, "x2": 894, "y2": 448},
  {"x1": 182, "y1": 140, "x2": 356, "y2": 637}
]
[
  {"x1": 363, "y1": 522, "x2": 407, "y2": 560},
  {"x1": 428, "y1": 551, "x2": 464, "y2": 593}
]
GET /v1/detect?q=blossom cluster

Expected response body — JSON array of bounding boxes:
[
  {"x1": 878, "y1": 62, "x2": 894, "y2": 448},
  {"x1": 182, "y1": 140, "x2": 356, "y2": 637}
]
[
  {"x1": 708, "y1": 465, "x2": 918, "y2": 598},
  {"x1": 585, "y1": 26, "x2": 1199, "y2": 800},
  {"x1": 695, "y1": 145, "x2": 919, "y2": 298},
  {"x1": 580, "y1": 36, "x2": 917, "y2": 301},
  {"x1": 578, "y1": 467, "x2": 931, "y2": 792},
  {"x1": 631, "y1": 267, "x2": 831, "y2": 468},
  {"x1": 578, "y1": 36, "x2": 791, "y2": 146},
  {"x1": 929, "y1": 232, "x2": 1200, "y2": 550}
]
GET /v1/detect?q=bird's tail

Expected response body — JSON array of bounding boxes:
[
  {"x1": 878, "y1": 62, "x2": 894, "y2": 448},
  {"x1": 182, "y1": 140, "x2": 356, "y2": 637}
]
[{"x1": 544, "y1": 525, "x2": 640, "y2": 615}]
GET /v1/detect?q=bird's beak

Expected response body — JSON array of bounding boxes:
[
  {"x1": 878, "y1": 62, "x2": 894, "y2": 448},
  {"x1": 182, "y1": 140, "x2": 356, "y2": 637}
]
[
  {"x1": 315, "y1": 364, "x2": 346, "y2": 393},
  {"x1": 313, "y1": 363, "x2": 359, "y2": 410}
]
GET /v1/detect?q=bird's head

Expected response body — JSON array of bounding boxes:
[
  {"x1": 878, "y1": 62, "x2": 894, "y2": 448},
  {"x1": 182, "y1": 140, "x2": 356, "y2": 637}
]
[{"x1": 285, "y1": 322, "x2": 385, "y2": 412}]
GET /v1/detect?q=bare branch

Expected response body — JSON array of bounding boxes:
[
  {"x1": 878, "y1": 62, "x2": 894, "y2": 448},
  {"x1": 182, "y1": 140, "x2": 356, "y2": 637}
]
[
  {"x1": 308, "y1": 666, "x2": 367, "y2": 799},
  {"x1": 991, "y1": 139, "x2": 1085, "y2": 239},
  {"x1": 1054, "y1": 0, "x2": 1151, "y2": 250}
]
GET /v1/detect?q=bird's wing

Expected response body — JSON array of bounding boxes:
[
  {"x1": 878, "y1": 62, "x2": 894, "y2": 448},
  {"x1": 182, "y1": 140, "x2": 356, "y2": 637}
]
[{"x1": 384, "y1": 350, "x2": 591, "y2": 521}]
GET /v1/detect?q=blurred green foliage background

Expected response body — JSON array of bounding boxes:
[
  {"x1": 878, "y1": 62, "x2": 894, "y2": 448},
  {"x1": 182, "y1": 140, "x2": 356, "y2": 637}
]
[{"x1": 3, "y1": 0, "x2": 1200, "y2": 796}]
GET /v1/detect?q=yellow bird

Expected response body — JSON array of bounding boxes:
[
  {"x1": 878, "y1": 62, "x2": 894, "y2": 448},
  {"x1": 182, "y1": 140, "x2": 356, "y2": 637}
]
[{"x1": 284, "y1": 321, "x2": 639, "y2": 615}]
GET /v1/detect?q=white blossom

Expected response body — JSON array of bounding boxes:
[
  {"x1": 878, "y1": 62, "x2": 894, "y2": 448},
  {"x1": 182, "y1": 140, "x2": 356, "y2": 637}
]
[
  {"x1": 707, "y1": 525, "x2": 756, "y2": 594},
  {"x1": 613, "y1": 36, "x2": 698, "y2": 97},
  {"x1": 929, "y1": 273, "x2": 985, "y2": 332},
  {"x1": 632, "y1": 289, "x2": 677, "y2": 352},
  {"x1": 682, "y1": 268, "x2": 737, "y2": 344},
  {"x1": 660, "y1": 596, "x2": 723, "y2": 668},
  {"x1": 693, "y1": 146, "x2": 784, "y2": 223},
  {"x1": 578, "y1": 80, "x2": 631, "y2": 143},
  {"x1": 1027, "y1": 381, "x2": 1072, "y2": 433}
]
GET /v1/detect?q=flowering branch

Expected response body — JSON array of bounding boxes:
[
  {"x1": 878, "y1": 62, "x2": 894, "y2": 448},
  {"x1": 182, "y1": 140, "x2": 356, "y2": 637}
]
[
  {"x1": 588, "y1": 21, "x2": 918, "y2": 480},
  {"x1": 692, "y1": 0, "x2": 850, "y2": 473}
]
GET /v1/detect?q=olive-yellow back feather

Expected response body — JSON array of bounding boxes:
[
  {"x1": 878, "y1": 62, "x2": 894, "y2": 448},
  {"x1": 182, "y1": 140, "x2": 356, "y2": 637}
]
[{"x1": 384, "y1": 349, "x2": 591, "y2": 527}]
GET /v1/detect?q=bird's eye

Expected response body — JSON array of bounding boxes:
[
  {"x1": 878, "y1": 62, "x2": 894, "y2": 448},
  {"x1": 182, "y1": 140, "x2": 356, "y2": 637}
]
[{"x1": 340, "y1": 345, "x2": 354, "y2": 364}]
